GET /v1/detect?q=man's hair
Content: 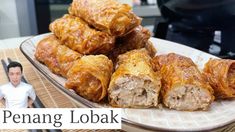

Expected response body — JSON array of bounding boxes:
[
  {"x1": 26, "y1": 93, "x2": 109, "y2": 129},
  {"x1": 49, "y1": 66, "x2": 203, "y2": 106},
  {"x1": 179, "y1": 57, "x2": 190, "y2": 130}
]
[{"x1": 7, "y1": 61, "x2": 23, "y2": 72}]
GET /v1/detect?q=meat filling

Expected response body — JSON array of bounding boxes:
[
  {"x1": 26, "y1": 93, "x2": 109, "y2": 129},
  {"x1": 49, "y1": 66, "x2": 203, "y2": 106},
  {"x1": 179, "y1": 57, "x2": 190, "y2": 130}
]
[
  {"x1": 165, "y1": 85, "x2": 212, "y2": 111},
  {"x1": 109, "y1": 76, "x2": 159, "y2": 108}
]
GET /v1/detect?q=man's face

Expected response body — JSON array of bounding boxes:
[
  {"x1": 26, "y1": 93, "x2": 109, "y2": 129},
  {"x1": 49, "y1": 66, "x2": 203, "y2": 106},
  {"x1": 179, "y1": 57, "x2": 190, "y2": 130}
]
[{"x1": 8, "y1": 67, "x2": 22, "y2": 87}]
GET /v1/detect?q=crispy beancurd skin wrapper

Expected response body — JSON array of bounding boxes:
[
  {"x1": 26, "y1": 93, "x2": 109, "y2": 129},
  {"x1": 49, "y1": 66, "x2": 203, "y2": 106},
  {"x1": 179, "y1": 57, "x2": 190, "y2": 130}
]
[
  {"x1": 69, "y1": 0, "x2": 141, "y2": 36},
  {"x1": 115, "y1": 26, "x2": 151, "y2": 50},
  {"x1": 108, "y1": 26, "x2": 155, "y2": 62},
  {"x1": 152, "y1": 53, "x2": 214, "y2": 111},
  {"x1": 145, "y1": 41, "x2": 157, "y2": 58},
  {"x1": 203, "y1": 59, "x2": 235, "y2": 99},
  {"x1": 65, "y1": 55, "x2": 113, "y2": 102},
  {"x1": 108, "y1": 49, "x2": 161, "y2": 108},
  {"x1": 49, "y1": 14, "x2": 115, "y2": 55},
  {"x1": 35, "y1": 35, "x2": 82, "y2": 77}
]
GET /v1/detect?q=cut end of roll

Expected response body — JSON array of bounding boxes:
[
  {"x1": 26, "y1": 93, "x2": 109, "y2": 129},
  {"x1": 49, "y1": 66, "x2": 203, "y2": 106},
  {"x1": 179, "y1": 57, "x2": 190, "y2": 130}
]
[
  {"x1": 164, "y1": 85, "x2": 213, "y2": 111},
  {"x1": 109, "y1": 75, "x2": 160, "y2": 108}
]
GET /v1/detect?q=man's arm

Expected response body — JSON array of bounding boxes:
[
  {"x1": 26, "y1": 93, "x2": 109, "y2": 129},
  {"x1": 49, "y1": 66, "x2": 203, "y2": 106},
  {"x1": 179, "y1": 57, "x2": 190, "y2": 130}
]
[
  {"x1": 0, "y1": 98, "x2": 5, "y2": 107},
  {"x1": 0, "y1": 89, "x2": 5, "y2": 107},
  {"x1": 28, "y1": 86, "x2": 36, "y2": 108},
  {"x1": 28, "y1": 98, "x2": 34, "y2": 108}
]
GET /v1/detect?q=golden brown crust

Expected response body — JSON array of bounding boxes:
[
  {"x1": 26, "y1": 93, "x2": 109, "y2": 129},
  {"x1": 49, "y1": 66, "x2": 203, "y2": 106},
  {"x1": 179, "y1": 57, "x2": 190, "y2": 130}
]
[
  {"x1": 65, "y1": 55, "x2": 113, "y2": 102},
  {"x1": 108, "y1": 26, "x2": 155, "y2": 63},
  {"x1": 145, "y1": 41, "x2": 157, "y2": 58},
  {"x1": 152, "y1": 53, "x2": 214, "y2": 108},
  {"x1": 35, "y1": 35, "x2": 82, "y2": 77},
  {"x1": 69, "y1": 0, "x2": 141, "y2": 36},
  {"x1": 115, "y1": 26, "x2": 151, "y2": 49},
  {"x1": 203, "y1": 59, "x2": 235, "y2": 99},
  {"x1": 49, "y1": 14, "x2": 115, "y2": 55},
  {"x1": 108, "y1": 49, "x2": 161, "y2": 107}
]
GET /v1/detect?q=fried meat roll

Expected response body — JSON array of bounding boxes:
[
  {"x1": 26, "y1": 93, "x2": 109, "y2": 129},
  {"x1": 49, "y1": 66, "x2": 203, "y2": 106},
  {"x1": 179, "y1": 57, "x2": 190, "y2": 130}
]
[
  {"x1": 152, "y1": 53, "x2": 214, "y2": 111},
  {"x1": 108, "y1": 26, "x2": 155, "y2": 62},
  {"x1": 203, "y1": 59, "x2": 235, "y2": 99},
  {"x1": 108, "y1": 49, "x2": 161, "y2": 108},
  {"x1": 68, "y1": 0, "x2": 141, "y2": 36},
  {"x1": 145, "y1": 41, "x2": 157, "y2": 58},
  {"x1": 49, "y1": 14, "x2": 115, "y2": 54},
  {"x1": 115, "y1": 26, "x2": 151, "y2": 49},
  {"x1": 35, "y1": 35, "x2": 82, "y2": 77},
  {"x1": 65, "y1": 55, "x2": 113, "y2": 102}
]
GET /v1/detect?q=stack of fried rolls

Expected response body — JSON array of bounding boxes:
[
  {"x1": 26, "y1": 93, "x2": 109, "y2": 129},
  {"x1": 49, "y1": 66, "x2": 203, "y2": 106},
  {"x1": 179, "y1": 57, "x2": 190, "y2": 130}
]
[{"x1": 35, "y1": 0, "x2": 159, "y2": 105}]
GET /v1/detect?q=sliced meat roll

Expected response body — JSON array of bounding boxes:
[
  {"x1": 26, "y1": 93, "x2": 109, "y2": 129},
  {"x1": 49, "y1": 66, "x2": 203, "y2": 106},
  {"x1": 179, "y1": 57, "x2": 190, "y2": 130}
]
[
  {"x1": 49, "y1": 14, "x2": 115, "y2": 55},
  {"x1": 69, "y1": 0, "x2": 141, "y2": 36},
  {"x1": 203, "y1": 59, "x2": 235, "y2": 99},
  {"x1": 108, "y1": 49, "x2": 161, "y2": 108},
  {"x1": 65, "y1": 55, "x2": 113, "y2": 102},
  {"x1": 152, "y1": 53, "x2": 214, "y2": 111},
  {"x1": 35, "y1": 35, "x2": 82, "y2": 77}
]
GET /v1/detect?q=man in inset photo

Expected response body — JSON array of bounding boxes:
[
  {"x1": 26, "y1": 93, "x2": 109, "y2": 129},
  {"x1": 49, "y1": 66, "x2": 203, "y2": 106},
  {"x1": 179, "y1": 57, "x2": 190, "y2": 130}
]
[{"x1": 0, "y1": 61, "x2": 36, "y2": 108}]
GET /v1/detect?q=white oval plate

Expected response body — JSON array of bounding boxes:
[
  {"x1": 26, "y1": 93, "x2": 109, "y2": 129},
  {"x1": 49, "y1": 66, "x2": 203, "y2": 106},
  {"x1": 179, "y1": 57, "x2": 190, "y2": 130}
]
[{"x1": 20, "y1": 33, "x2": 235, "y2": 132}]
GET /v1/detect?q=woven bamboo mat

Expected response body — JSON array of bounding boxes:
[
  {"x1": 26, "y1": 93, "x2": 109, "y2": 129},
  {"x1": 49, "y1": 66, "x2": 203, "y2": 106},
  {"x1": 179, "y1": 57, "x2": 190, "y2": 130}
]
[{"x1": 0, "y1": 48, "x2": 122, "y2": 132}]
